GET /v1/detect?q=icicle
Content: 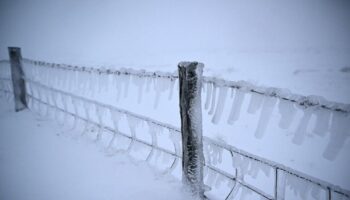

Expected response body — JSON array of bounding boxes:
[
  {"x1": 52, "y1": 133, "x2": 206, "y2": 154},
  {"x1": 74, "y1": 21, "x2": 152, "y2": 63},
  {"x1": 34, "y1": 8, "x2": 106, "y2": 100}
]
[
  {"x1": 147, "y1": 121, "x2": 163, "y2": 146},
  {"x1": 285, "y1": 173, "x2": 312, "y2": 199},
  {"x1": 153, "y1": 78, "x2": 171, "y2": 109},
  {"x1": 259, "y1": 162, "x2": 272, "y2": 177},
  {"x1": 312, "y1": 108, "x2": 331, "y2": 137},
  {"x1": 61, "y1": 94, "x2": 68, "y2": 111},
  {"x1": 205, "y1": 142, "x2": 223, "y2": 165},
  {"x1": 323, "y1": 112, "x2": 349, "y2": 160},
  {"x1": 168, "y1": 79, "x2": 176, "y2": 100},
  {"x1": 332, "y1": 192, "x2": 350, "y2": 200},
  {"x1": 227, "y1": 89, "x2": 246, "y2": 124},
  {"x1": 161, "y1": 151, "x2": 172, "y2": 164},
  {"x1": 208, "y1": 84, "x2": 217, "y2": 115},
  {"x1": 145, "y1": 77, "x2": 153, "y2": 93},
  {"x1": 310, "y1": 184, "x2": 322, "y2": 200},
  {"x1": 278, "y1": 99, "x2": 297, "y2": 129},
  {"x1": 71, "y1": 98, "x2": 80, "y2": 128},
  {"x1": 97, "y1": 69, "x2": 104, "y2": 93},
  {"x1": 292, "y1": 108, "x2": 313, "y2": 145},
  {"x1": 247, "y1": 160, "x2": 259, "y2": 179},
  {"x1": 211, "y1": 86, "x2": 228, "y2": 124},
  {"x1": 255, "y1": 96, "x2": 277, "y2": 139},
  {"x1": 240, "y1": 186, "x2": 253, "y2": 200},
  {"x1": 83, "y1": 101, "x2": 91, "y2": 122},
  {"x1": 276, "y1": 170, "x2": 287, "y2": 200},
  {"x1": 127, "y1": 115, "x2": 142, "y2": 138},
  {"x1": 206, "y1": 169, "x2": 218, "y2": 187},
  {"x1": 123, "y1": 74, "x2": 131, "y2": 98},
  {"x1": 95, "y1": 105, "x2": 106, "y2": 127},
  {"x1": 204, "y1": 83, "x2": 213, "y2": 110},
  {"x1": 169, "y1": 129, "x2": 181, "y2": 157},
  {"x1": 247, "y1": 92, "x2": 264, "y2": 114},
  {"x1": 132, "y1": 75, "x2": 145, "y2": 104},
  {"x1": 214, "y1": 174, "x2": 225, "y2": 189},
  {"x1": 110, "y1": 109, "x2": 122, "y2": 132},
  {"x1": 113, "y1": 74, "x2": 122, "y2": 101},
  {"x1": 227, "y1": 184, "x2": 241, "y2": 199}
]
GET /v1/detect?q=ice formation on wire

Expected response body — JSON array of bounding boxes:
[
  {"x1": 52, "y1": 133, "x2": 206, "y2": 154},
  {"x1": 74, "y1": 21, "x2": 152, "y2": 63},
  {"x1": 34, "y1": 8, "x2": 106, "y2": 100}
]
[
  {"x1": 312, "y1": 108, "x2": 331, "y2": 137},
  {"x1": 255, "y1": 96, "x2": 277, "y2": 139},
  {"x1": 227, "y1": 89, "x2": 246, "y2": 124},
  {"x1": 208, "y1": 84, "x2": 217, "y2": 115},
  {"x1": 212, "y1": 86, "x2": 228, "y2": 124},
  {"x1": 292, "y1": 107, "x2": 313, "y2": 145},
  {"x1": 247, "y1": 92, "x2": 264, "y2": 114},
  {"x1": 127, "y1": 115, "x2": 142, "y2": 138},
  {"x1": 153, "y1": 77, "x2": 172, "y2": 109},
  {"x1": 132, "y1": 75, "x2": 145, "y2": 104},
  {"x1": 323, "y1": 111, "x2": 349, "y2": 160},
  {"x1": 110, "y1": 109, "x2": 123, "y2": 133},
  {"x1": 278, "y1": 98, "x2": 297, "y2": 129},
  {"x1": 204, "y1": 82, "x2": 213, "y2": 110},
  {"x1": 204, "y1": 142, "x2": 223, "y2": 166}
]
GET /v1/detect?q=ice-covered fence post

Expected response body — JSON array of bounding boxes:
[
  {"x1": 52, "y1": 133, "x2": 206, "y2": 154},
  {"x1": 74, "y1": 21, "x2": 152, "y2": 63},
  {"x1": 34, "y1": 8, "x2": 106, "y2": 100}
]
[
  {"x1": 8, "y1": 47, "x2": 27, "y2": 112},
  {"x1": 178, "y1": 62, "x2": 205, "y2": 199}
]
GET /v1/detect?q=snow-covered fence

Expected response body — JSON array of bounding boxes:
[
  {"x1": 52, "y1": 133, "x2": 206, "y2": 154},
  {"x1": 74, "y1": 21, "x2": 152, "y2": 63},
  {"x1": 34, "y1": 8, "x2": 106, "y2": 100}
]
[{"x1": 0, "y1": 51, "x2": 349, "y2": 200}]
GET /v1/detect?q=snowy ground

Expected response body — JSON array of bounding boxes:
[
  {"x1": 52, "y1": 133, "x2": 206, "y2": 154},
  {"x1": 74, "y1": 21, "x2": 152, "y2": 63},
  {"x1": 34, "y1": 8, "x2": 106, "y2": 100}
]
[{"x1": 0, "y1": 98, "x2": 191, "y2": 200}]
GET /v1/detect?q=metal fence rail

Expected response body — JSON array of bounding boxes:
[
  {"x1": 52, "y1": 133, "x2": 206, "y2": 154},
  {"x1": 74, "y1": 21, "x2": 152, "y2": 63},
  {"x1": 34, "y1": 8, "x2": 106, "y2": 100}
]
[{"x1": 1, "y1": 54, "x2": 349, "y2": 200}]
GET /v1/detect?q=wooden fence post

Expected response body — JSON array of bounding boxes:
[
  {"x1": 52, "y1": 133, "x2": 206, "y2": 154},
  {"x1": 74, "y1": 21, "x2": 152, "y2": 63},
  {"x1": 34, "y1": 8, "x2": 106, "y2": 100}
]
[
  {"x1": 178, "y1": 62, "x2": 205, "y2": 199},
  {"x1": 8, "y1": 47, "x2": 27, "y2": 112}
]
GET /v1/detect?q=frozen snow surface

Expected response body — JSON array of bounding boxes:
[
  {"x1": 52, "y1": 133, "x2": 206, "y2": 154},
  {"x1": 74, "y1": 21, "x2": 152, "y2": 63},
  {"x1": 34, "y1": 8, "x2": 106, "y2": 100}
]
[{"x1": 0, "y1": 99, "x2": 191, "y2": 200}]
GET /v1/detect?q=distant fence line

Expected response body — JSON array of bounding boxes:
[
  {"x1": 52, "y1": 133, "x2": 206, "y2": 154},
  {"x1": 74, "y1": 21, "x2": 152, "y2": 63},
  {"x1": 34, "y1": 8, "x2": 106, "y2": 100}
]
[{"x1": 0, "y1": 51, "x2": 349, "y2": 200}]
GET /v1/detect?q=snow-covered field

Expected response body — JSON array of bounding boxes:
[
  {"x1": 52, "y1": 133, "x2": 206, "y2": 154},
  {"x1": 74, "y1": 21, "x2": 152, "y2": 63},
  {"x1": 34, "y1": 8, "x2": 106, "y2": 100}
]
[{"x1": 0, "y1": 98, "x2": 191, "y2": 200}]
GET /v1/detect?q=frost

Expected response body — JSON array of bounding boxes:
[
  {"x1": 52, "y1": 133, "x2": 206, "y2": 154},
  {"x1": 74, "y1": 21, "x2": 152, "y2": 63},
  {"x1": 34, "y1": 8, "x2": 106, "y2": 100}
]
[
  {"x1": 247, "y1": 92, "x2": 264, "y2": 114},
  {"x1": 227, "y1": 89, "x2": 246, "y2": 124},
  {"x1": 211, "y1": 86, "x2": 228, "y2": 124},
  {"x1": 255, "y1": 96, "x2": 277, "y2": 139},
  {"x1": 292, "y1": 107, "x2": 313, "y2": 145},
  {"x1": 278, "y1": 99, "x2": 297, "y2": 129}
]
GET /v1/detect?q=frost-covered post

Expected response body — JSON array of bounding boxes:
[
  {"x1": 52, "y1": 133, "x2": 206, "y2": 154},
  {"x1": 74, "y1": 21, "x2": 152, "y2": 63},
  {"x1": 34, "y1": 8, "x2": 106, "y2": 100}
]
[
  {"x1": 178, "y1": 62, "x2": 205, "y2": 199},
  {"x1": 8, "y1": 47, "x2": 27, "y2": 112}
]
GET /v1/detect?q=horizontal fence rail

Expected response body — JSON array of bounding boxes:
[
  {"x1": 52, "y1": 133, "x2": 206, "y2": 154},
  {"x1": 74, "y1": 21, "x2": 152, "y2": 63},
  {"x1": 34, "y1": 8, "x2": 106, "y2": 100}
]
[
  {"x1": 1, "y1": 56, "x2": 349, "y2": 200},
  {"x1": 22, "y1": 58, "x2": 350, "y2": 113}
]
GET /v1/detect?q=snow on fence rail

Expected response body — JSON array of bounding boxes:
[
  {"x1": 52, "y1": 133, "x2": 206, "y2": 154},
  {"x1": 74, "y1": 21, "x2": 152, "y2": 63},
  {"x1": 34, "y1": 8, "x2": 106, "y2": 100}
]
[{"x1": 0, "y1": 50, "x2": 350, "y2": 200}]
